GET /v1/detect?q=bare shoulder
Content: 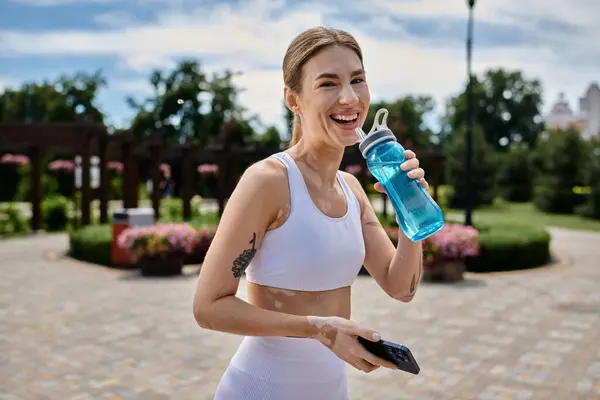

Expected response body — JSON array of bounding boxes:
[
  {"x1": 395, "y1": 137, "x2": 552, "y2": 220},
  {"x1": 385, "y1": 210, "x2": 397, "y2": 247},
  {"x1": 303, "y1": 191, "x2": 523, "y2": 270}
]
[
  {"x1": 230, "y1": 156, "x2": 290, "y2": 208},
  {"x1": 339, "y1": 171, "x2": 367, "y2": 202},
  {"x1": 240, "y1": 157, "x2": 288, "y2": 192}
]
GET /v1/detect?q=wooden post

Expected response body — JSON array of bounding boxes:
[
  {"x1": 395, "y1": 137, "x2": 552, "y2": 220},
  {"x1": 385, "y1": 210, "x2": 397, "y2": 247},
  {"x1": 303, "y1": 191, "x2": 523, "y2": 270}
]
[
  {"x1": 28, "y1": 146, "x2": 42, "y2": 231},
  {"x1": 181, "y1": 146, "x2": 193, "y2": 221},
  {"x1": 98, "y1": 134, "x2": 109, "y2": 224},
  {"x1": 121, "y1": 141, "x2": 139, "y2": 209},
  {"x1": 217, "y1": 149, "x2": 228, "y2": 217},
  {"x1": 81, "y1": 134, "x2": 91, "y2": 226},
  {"x1": 151, "y1": 145, "x2": 162, "y2": 220}
]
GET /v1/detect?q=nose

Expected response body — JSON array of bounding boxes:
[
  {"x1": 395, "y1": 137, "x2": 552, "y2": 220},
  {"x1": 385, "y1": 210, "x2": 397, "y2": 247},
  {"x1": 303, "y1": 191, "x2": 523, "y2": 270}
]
[{"x1": 339, "y1": 83, "x2": 359, "y2": 105}]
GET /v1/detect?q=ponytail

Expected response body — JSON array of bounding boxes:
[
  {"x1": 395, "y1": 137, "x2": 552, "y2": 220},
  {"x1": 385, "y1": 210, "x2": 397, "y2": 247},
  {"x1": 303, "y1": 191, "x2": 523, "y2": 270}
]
[{"x1": 290, "y1": 113, "x2": 302, "y2": 146}]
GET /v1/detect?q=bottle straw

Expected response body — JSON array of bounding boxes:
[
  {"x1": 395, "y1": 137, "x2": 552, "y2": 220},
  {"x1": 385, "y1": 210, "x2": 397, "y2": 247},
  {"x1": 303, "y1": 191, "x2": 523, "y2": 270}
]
[{"x1": 355, "y1": 127, "x2": 366, "y2": 140}]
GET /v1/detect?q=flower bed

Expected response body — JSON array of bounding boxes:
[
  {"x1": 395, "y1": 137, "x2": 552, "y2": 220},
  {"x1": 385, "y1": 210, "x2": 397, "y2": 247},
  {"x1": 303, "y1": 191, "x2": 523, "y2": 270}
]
[
  {"x1": 117, "y1": 223, "x2": 200, "y2": 276},
  {"x1": 68, "y1": 223, "x2": 217, "y2": 272}
]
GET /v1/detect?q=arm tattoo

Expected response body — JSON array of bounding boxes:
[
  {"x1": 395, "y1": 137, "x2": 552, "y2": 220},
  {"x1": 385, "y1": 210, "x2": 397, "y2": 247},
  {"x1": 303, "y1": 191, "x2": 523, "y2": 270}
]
[
  {"x1": 231, "y1": 232, "x2": 257, "y2": 278},
  {"x1": 409, "y1": 253, "x2": 424, "y2": 295}
]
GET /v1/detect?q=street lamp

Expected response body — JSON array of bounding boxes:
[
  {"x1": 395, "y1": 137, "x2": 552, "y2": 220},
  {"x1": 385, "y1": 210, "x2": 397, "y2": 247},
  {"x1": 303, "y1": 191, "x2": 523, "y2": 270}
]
[{"x1": 464, "y1": 0, "x2": 476, "y2": 226}]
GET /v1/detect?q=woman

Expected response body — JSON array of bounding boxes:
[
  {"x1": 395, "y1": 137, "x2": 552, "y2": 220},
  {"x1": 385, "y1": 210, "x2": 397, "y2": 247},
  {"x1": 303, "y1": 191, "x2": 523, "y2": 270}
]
[{"x1": 193, "y1": 26, "x2": 427, "y2": 400}]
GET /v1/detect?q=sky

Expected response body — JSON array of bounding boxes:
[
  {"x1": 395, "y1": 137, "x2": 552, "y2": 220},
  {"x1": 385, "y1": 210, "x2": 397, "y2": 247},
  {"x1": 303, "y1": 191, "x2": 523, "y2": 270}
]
[{"x1": 1, "y1": 0, "x2": 599, "y2": 138}]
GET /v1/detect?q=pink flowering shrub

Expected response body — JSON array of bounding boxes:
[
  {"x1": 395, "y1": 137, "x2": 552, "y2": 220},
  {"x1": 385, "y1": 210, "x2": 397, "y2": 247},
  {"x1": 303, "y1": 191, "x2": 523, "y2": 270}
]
[
  {"x1": 48, "y1": 159, "x2": 76, "y2": 173},
  {"x1": 429, "y1": 224, "x2": 479, "y2": 261},
  {"x1": 385, "y1": 223, "x2": 479, "y2": 268},
  {"x1": 197, "y1": 164, "x2": 219, "y2": 175},
  {"x1": 0, "y1": 153, "x2": 30, "y2": 166},
  {"x1": 117, "y1": 223, "x2": 200, "y2": 262}
]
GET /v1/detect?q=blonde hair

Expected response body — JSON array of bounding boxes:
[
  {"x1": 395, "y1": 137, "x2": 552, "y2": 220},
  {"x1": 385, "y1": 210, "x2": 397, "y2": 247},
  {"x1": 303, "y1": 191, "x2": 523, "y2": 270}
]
[{"x1": 282, "y1": 27, "x2": 364, "y2": 146}]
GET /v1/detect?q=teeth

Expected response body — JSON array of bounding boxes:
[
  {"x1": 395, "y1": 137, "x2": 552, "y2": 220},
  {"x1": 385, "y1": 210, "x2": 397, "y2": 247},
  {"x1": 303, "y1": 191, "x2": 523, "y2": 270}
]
[{"x1": 331, "y1": 113, "x2": 358, "y2": 121}]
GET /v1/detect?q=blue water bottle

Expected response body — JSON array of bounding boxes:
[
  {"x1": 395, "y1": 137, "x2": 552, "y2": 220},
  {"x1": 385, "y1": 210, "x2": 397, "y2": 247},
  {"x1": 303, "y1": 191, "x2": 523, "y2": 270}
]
[{"x1": 356, "y1": 108, "x2": 444, "y2": 242}]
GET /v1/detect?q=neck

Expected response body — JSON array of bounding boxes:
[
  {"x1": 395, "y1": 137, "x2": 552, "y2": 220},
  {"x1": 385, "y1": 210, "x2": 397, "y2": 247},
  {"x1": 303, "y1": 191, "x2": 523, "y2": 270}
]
[{"x1": 290, "y1": 137, "x2": 345, "y2": 188}]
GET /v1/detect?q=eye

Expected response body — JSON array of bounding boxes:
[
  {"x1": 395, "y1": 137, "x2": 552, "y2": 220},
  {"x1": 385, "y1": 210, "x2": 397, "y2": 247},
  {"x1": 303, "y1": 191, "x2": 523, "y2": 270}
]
[
  {"x1": 352, "y1": 78, "x2": 365, "y2": 84},
  {"x1": 320, "y1": 81, "x2": 336, "y2": 87}
]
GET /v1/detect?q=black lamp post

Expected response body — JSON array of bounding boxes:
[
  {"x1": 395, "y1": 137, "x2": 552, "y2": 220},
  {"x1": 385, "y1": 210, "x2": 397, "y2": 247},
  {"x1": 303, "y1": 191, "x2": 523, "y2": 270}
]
[{"x1": 464, "y1": 0, "x2": 476, "y2": 226}]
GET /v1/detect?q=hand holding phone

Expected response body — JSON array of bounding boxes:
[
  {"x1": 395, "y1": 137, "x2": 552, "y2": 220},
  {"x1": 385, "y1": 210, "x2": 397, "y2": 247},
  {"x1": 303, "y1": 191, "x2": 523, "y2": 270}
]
[{"x1": 357, "y1": 336, "x2": 420, "y2": 375}]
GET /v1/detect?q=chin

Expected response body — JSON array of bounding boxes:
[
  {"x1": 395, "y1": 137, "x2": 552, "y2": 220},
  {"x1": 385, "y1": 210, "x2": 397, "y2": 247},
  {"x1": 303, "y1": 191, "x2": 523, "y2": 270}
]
[{"x1": 338, "y1": 133, "x2": 360, "y2": 147}]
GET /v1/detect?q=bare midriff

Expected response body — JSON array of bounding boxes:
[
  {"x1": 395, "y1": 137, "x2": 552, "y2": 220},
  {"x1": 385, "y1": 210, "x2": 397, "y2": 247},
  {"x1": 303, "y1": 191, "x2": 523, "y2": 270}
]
[{"x1": 248, "y1": 282, "x2": 351, "y2": 319}]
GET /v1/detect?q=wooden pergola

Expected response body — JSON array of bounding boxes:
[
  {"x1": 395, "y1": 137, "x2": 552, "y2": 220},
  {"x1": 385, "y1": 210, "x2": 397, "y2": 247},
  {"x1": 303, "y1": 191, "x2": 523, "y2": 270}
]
[
  {"x1": 0, "y1": 121, "x2": 444, "y2": 231},
  {"x1": 0, "y1": 123, "x2": 168, "y2": 230}
]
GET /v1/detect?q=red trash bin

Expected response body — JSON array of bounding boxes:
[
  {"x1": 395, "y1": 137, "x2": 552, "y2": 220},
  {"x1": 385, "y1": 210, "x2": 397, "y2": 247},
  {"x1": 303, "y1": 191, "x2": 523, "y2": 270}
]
[{"x1": 111, "y1": 208, "x2": 155, "y2": 266}]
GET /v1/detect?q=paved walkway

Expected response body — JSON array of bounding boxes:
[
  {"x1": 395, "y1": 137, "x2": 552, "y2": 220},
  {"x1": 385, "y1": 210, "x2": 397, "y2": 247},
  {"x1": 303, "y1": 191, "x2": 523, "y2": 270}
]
[{"x1": 1, "y1": 228, "x2": 599, "y2": 400}]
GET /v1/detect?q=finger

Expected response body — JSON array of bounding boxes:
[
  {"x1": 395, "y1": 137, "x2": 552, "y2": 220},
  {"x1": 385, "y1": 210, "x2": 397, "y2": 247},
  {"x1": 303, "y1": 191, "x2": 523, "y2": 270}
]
[
  {"x1": 353, "y1": 358, "x2": 379, "y2": 373},
  {"x1": 420, "y1": 178, "x2": 429, "y2": 189},
  {"x1": 407, "y1": 168, "x2": 425, "y2": 180},
  {"x1": 400, "y1": 158, "x2": 419, "y2": 171},
  {"x1": 403, "y1": 150, "x2": 416, "y2": 159},
  {"x1": 374, "y1": 182, "x2": 385, "y2": 193},
  {"x1": 357, "y1": 330, "x2": 381, "y2": 342},
  {"x1": 362, "y1": 353, "x2": 397, "y2": 370}
]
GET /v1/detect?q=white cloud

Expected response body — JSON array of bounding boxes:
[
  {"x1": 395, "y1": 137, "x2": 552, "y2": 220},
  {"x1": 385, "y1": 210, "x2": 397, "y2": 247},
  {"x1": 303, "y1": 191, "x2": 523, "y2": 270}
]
[
  {"x1": 9, "y1": 0, "x2": 115, "y2": 5},
  {"x1": 1, "y1": 0, "x2": 598, "y2": 133},
  {"x1": 0, "y1": 77, "x2": 17, "y2": 91}
]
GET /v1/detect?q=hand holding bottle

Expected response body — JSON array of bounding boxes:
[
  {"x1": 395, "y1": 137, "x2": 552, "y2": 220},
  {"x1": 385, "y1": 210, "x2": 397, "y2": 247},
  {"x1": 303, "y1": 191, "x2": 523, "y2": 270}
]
[
  {"x1": 373, "y1": 149, "x2": 428, "y2": 193},
  {"x1": 356, "y1": 108, "x2": 444, "y2": 241}
]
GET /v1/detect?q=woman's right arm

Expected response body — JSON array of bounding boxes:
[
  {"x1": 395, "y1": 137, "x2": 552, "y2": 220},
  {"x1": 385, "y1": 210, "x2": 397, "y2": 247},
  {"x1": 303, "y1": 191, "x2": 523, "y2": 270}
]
[{"x1": 192, "y1": 159, "x2": 318, "y2": 338}]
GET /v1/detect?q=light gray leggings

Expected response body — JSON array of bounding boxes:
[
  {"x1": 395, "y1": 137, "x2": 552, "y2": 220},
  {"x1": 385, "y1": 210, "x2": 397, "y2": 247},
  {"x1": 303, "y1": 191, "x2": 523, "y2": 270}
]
[{"x1": 214, "y1": 336, "x2": 349, "y2": 400}]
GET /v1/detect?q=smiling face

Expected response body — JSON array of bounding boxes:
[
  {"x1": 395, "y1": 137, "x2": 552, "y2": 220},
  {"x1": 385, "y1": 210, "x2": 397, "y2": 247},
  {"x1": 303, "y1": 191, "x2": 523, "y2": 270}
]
[{"x1": 285, "y1": 45, "x2": 371, "y2": 147}]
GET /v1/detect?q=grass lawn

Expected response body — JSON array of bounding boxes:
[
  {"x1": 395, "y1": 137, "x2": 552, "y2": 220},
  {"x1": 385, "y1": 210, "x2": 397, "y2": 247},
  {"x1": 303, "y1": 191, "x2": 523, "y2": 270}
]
[{"x1": 445, "y1": 201, "x2": 600, "y2": 233}]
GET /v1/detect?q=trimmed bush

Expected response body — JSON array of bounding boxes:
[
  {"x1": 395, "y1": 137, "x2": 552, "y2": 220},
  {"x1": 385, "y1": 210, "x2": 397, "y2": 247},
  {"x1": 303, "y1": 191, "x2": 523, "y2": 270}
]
[
  {"x1": 69, "y1": 225, "x2": 112, "y2": 266},
  {"x1": 42, "y1": 195, "x2": 70, "y2": 231},
  {"x1": 384, "y1": 221, "x2": 551, "y2": 273},
  {"x1": 0, "y1": 203, "x2": 29, "y2": 237},
  {"x1": 466, "y1": 222, "x2": 551, "y2": 272}
]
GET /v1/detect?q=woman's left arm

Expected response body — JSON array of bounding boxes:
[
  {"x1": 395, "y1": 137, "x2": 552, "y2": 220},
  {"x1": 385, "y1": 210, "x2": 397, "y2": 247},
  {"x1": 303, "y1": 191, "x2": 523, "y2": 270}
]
[{"x1": 342, "y1": 150, "x2": 426, "y2": 302}]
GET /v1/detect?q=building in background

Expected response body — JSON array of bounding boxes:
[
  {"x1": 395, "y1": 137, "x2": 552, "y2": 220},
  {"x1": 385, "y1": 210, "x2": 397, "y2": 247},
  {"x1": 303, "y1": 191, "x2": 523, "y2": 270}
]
[{"x1": 545, "y1": 82, "x2": 600, "y2": 140}]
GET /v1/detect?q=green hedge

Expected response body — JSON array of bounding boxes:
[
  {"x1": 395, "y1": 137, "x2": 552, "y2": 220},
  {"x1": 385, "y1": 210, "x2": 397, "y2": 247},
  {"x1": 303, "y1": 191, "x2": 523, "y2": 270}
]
[
  {"x1": 68, "y1": 224, "x2": 112, "y2": 266},
  {"x1": 385, "y1": 220, "x2": 551, "y2": 273},
  {"x1": 466, "y1": 222, "x2": 551, "y2": 273}
]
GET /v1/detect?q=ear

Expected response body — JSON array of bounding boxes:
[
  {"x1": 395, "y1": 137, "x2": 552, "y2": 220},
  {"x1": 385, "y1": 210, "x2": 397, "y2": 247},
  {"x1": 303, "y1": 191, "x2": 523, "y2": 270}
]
[{"x1": 284, "y1": 87, "x2": 299, "y2": 114}]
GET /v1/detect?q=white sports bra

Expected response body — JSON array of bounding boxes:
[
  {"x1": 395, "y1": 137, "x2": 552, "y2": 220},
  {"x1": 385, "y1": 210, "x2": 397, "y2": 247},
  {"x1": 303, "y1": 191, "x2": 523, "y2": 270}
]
[{"x1": 245, "y1": 152, "x2": 366, "y2": 291}]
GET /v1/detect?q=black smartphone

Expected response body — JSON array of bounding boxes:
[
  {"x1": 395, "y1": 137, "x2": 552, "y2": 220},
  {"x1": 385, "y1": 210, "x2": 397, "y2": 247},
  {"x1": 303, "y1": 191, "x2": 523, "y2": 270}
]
[{"x1": 357, "y1": 336, "x2": 420, "y2": 375}]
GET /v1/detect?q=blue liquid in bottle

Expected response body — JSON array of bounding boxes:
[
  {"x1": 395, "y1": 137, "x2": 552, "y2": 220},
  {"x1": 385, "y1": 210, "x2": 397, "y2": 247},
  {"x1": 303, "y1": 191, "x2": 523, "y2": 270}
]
[{"x1": 357, "y1": 109, "x2": 444, "y2": 242}]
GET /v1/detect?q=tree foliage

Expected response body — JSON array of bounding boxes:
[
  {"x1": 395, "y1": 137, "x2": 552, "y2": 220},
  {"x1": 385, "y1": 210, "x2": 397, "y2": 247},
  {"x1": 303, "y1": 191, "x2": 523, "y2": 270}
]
[
  {"x1": 445, "y1": 68, "x2": 543, "y2": 150},
  {"x1": 533, "y1": 126, "x2": 588, "y2": 214},
  {"x1": 0, "y1": 71, "x2": 106, "y2": 123},
  {"x1": 365, "y1": 95, "x2": 435, "y2": 149},
  {"x1": 497, "y1": 144, "x2": 535, "y2": 202},
  {"x1": 127, "y1": 60, "x2": 252, "y2": 145},
  {"x1": 444, "y1": 123, "x2": 498, "y2": 208}
]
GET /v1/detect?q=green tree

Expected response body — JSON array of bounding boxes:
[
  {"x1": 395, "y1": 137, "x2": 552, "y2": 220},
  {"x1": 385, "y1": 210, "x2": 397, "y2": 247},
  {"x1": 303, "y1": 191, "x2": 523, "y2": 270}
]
[
  {"x1": 365, "y1": 95, "x2": 435, "y2": 149},
  {"x1": 575, "y1": 138, "x2": 600, "y2": 219},
  {"x1": 533, "y1": 126, "x2": 587, "y2": 214},
  {"x1": 445, "y1": 124, "x2": 498, "y2": 208},
  {"x1": 445, "y1": 68, "x2": 543, "y2": 150},
  {"x1": 258, "y1": 126, "x2": 283, "y2": 149},
  {"x1": 128, "y1": 60, "x2": 253, "y2": 145},
  {"x1": 0, "y1": 71, "x2": 106, "y2": 123},
  {"x1": 497, "y1": 143, "x2": 535, "y2": 202}
]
